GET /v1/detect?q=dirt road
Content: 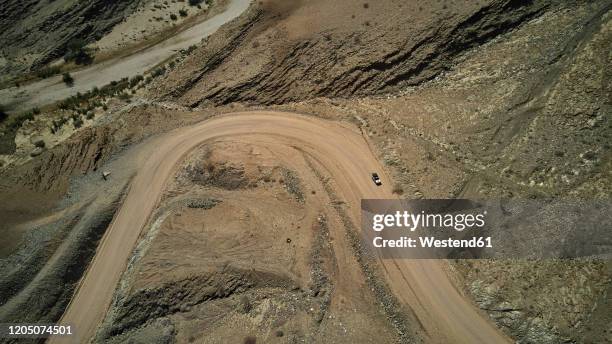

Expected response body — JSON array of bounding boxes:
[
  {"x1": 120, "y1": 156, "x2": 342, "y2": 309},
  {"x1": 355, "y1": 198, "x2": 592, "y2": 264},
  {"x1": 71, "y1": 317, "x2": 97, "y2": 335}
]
[
  {"x1": 0, "y1": 0, "x2": 251, "y2": 113},
  {"x1": 51, "y1": 111, "x2": 509, "y2": 343}
]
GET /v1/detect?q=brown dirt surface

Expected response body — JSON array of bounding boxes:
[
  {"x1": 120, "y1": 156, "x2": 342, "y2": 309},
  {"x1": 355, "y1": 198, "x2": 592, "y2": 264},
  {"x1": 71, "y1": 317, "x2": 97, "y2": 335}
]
[
  {"x1": 47, "y1": 112, "x2": 509, "y2": 344},
  {"x1": 97, "y1": 141, "x2": 398, "y2": 343},
  {"x1": 0, "y1": 0, "x2": 610, "y2": 344}
]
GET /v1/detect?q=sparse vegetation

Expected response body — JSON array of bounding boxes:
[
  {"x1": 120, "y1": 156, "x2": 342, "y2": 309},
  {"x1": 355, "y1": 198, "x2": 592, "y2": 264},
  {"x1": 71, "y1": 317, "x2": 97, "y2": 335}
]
[
  {"x1": 6, "y1": 111, "x2": 35, "y2": 131},
  {"x1": 36, "y1": 66, "x2": 61, "y2": 79},
  {"x1": 51, "y1": 117, "x2": 69, "y2": 134},
  {"x1": 151, "y1": 66, "x2": 167, "y2": 77},
  {"x1": 129, "y1": 75, "x2": 144, "y2": 88},
  {"x1": 118, "y1": 92, "x2": 132, "y2": 102},
  {"x1": 183, "y1": 45, "x2": 197, "y2": 55},
  {"x1": 64, "y1": 39, "x2": 94, "y2": 65},
  {"x1": 57, "y1": 74, "x2": 140, "y2": 112},
  {"x1": 281, "y1": 169, "x2": 304, "y2": 202},
  {"x1": 188, "y1": 0, "x2": 212, "y2": 6},
  {"x1": 186, "y1": 198, "x2": 220, "y2": 209},
  {"x1": 72, "y1": 113, "x2": 83, "y2": 128},
  {"x1": 62, "y1": 72, "x2": 74, "y2": 86}
]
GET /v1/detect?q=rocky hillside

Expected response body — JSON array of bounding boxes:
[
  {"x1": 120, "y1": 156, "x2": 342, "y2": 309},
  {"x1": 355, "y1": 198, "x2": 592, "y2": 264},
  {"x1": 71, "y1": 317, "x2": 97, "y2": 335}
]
[
  {"x1": 148, "y1": 0, "x2": 611, "y2": 341},
  {"x1": 0, "y1": 0, "x2": 609, "y2": 343},
  {"x1": 156, "y1": 0, "x2": 557, "y2": 105}
]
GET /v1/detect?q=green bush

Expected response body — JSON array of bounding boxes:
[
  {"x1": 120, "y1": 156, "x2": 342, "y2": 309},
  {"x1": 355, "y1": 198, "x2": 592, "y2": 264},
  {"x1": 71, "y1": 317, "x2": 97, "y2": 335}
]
[
  {"x1": 151, "y1": 66, "x2": 166, "y2": 78},
  {"x1": 7, "y1": 111, "x2": 34, "y2": 130},
  {"x1": 129, "y1": 75, "x2": 144, "y2": 88},
  {"x1": 62, "y1": 72, "x2": 74, "y2": 86},
  {"x1": 183, "y1": 45, "x2": 197, "y2": 55},
  {"x1": 51, "y1": 117, "x2": 69, "y2": 134},
  {"x1": 179, "y1": 9, "x2": 188, "y2": 17},
  {"x1": 73, "y1": 118, "x2": 83, "y2": 128},
  {"x1": 170, "y1": 13, "x2": 178, "y2": 20},
  {"x1": 71, "y1": 113, "x2": 84, "y2": 128},
  {"x1": 64, "y1": 39, "x2": 94, "y2": 65}
]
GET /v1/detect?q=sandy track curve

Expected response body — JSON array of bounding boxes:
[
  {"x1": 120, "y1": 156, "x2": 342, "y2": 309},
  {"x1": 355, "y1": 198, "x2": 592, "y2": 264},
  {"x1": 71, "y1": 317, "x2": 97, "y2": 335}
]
[{"x1": 50, "y1": 111, "x2": 509, "y2": 343}]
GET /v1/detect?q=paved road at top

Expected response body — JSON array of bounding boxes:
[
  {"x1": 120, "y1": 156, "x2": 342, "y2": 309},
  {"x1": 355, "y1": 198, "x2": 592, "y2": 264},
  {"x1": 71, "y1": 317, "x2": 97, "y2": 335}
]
[
  {"x1": 49, "y1": 111, "x2": 510, "y2": 343},
  {"x1": 0, "y1": 0, "x2": 251, "y2": 113}
]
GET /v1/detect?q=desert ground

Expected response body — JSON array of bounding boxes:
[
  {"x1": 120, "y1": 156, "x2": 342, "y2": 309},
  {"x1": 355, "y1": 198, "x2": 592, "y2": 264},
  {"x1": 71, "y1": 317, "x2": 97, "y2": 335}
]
[{"x1": 0, "y1": 0, "x2": 610, "y2": 344}]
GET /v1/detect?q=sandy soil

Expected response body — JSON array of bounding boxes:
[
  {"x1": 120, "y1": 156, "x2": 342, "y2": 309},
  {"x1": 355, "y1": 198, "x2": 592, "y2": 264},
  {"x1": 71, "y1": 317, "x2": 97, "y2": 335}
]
[
  {"x1": 97, "y1": 141, "x2": 398, "y2": 343},
  {"x1": 50, "y1": 111, "x2": 508, "y2": 344},
  {"x1": 94, "y1": 0, "x2": 217, "y2": 54}
]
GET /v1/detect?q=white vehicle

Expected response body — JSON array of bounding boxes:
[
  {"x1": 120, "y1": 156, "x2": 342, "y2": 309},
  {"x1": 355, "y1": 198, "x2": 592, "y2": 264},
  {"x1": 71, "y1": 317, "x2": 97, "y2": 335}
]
[{"x1": 371, "y1": 173, "x2": 382, "y2": 186}]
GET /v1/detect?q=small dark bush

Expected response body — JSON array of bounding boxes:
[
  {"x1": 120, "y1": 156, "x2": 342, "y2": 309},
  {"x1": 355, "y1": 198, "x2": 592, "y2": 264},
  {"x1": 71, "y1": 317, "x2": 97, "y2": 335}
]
[
  {"x1": 73, "y1": 118, "x2": 83, "y2": 128},
  {"x1": 151, "y1": 66, "x2": 166, "y2": 77},
  {"x1": 72, "y1": 113, "x2": 83, "y2": 128},
  {"x1": 129, "y1": 74, "x2": 144, "y2": 88},
  {"x1": 51, "y1": 117, "x2": 69, "y2": 133},
  {"x1": 179, "y1": 8, "x2": 188, "y2": 17},
  {"x1": 170, "y1": 13, "x2": 178, "y2": 20},
  {"x1": 7, "y1": 111, "x2": 34, "y2": 130},
  {"x1": 64, "y1": 39, "x2": 94, "y2": 65},
  {"x1": 0, "y1": 105, "x2": 7, "y2": 123},
  {"x1": 62, "y1": 72, "x2": 74, "y2": 86},
  {"x1": 188, "y1": 0, "x2": 202, "y2": 6},
  {"x1": 185, "y1": 45, "x2": 197, "y2": 54}
]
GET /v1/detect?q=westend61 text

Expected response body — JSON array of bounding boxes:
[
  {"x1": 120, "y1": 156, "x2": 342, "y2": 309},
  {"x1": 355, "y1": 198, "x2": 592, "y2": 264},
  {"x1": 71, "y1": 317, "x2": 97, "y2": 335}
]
[{"x1": 372, "y1": 236, "x2": 492, "y2": 248}]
